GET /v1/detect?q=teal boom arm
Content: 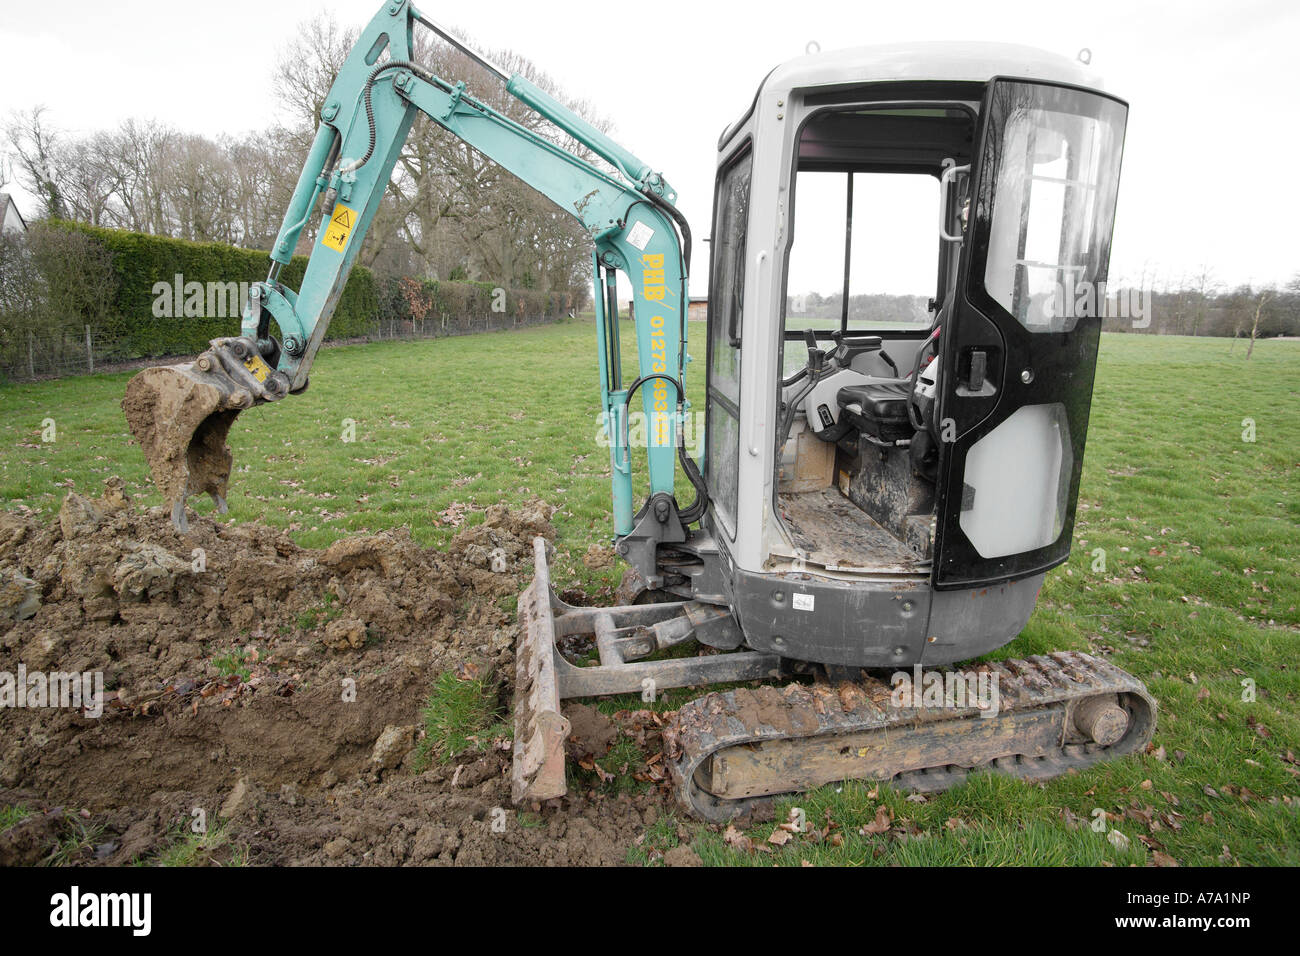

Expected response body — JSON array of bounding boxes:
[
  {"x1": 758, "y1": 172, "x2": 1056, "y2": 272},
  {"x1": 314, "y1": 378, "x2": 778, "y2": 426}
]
[{"x1": 239, "y1": 0, "x2": 695, "y2": 540}]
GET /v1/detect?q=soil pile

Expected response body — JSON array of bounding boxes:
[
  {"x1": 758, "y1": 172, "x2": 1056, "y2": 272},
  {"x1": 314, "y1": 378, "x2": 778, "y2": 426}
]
[{"x1": 0, "y1": 479, "x2": 665, "y2": 865}]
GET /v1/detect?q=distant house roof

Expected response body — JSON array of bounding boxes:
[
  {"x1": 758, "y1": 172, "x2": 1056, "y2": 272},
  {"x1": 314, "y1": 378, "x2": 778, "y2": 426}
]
[{"x1": 0, "y1": 193, "x2": 27, "y2": 234}]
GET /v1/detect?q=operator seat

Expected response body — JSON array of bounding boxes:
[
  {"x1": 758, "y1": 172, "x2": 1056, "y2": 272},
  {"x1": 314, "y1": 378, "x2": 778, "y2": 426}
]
[{"x1": 835, "y1": 382, "x2": 914, "y2": 443}]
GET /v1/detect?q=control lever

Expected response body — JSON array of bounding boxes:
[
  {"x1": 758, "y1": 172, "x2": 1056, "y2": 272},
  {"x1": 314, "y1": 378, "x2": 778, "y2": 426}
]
[
  {"x1": 803, "y1": 328, "x2": 826, "y2": 373},
  {"x1": 808, "y1": 347, "x2": 826, "y2": 374}
]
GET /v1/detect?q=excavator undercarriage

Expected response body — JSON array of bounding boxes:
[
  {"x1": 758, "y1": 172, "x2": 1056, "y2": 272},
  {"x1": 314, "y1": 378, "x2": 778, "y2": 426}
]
[{"x1": 513, "y1": 536, "x2": 1156, "y2": 820}]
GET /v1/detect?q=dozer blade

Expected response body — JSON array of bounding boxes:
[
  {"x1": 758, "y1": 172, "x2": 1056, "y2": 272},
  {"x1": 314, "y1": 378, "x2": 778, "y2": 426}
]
[
  {"x1": 122, "y1": 338, "x2": 290, "y2": 531},
  {"x1": 511, "y1": 537, "x2": 571, "y2": 804}
]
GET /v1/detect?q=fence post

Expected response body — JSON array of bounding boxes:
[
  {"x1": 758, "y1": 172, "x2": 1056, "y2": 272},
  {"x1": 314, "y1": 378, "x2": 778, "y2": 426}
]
[
  {"x1": 28, "y1": 331, "x2": 34, "y2": 379},
  {"x1": 86, "y1": 325, "x2": 94, "y2": 374}
]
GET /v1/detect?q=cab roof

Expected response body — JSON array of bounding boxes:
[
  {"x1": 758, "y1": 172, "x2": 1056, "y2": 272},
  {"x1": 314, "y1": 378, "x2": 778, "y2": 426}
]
[
  {"x1": 767, "y1": 42, "x2": 1102, "y2": 95},
  {"x1": 722, "y1": 42, "x2": 1106, "y2": 150}
]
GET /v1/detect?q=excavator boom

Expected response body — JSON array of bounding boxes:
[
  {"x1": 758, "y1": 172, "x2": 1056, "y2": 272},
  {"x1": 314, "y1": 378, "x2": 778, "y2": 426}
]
[{"x1": 125, "y1": 0, "x2": 694, "y2": 542}]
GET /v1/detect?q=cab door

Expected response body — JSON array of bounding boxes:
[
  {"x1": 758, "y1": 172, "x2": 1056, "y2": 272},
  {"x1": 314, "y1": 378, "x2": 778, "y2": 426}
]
[
  {"x1": 703, "y1": 143, "x2": 753, "y2": 544},
  {"x1": 932, "y1": 79, "x2": 1128, "y2": 589}
]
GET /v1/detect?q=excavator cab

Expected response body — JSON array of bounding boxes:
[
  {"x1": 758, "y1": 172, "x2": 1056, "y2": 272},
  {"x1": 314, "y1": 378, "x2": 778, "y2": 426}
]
[{"x1": 706, "y1": 48, "x2": 1129, "y2": 669}]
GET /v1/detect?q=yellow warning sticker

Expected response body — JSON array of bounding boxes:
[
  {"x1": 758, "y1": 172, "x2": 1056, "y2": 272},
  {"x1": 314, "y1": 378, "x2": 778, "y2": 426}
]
[
  {"x1": 242, "y1": 353, "x2": 271, "y2": 383},
  {"x1": 320, "y1": 203, "x2": 357, "y2": 252}
]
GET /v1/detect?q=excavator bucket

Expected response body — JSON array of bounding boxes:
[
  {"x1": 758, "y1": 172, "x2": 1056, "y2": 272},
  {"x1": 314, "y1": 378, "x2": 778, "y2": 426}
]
[
  {"x1": 511, "y1": 537, "x2": 571, "y2": 804},
  {"x1": 122, "y1": 339, "x2": 285, "y2": 531}
]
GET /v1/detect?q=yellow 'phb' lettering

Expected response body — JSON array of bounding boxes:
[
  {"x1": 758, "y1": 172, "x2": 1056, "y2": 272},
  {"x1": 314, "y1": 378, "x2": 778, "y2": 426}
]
[{"x1": 641, "y1": 253, "x2": 665, "y2": 301}]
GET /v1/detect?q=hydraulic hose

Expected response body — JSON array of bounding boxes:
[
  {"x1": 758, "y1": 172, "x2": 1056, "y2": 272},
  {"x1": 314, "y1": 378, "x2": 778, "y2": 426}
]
[
  {"x1": 620, "y1": 373, "x2": 709, "y2": 525},
  {"x1": 338, "y1": 59, "x2": 434, "y2": 175}
]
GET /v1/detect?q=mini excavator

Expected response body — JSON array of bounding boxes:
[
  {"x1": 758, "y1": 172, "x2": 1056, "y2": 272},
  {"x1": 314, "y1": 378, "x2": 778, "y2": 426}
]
[{"x1": 124, "y1": 0, "x2": 1155, "y2": 821}]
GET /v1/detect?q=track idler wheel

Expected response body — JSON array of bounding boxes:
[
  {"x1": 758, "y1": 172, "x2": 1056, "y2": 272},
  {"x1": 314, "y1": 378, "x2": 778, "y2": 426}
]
[{"x1": 1073, "y1": 695, "x2": 1130, "y2": 746}]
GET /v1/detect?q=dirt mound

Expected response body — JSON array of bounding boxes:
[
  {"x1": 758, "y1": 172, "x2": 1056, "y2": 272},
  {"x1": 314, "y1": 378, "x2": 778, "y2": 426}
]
[{"x1": 0, "y1": 479, "x2": 665, "y2": 865}]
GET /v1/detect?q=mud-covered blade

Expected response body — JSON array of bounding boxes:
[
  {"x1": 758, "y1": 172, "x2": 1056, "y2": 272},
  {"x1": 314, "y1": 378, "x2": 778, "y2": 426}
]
[{"x1": 511, "y1": 537, "x2": 571, "y2": 804}]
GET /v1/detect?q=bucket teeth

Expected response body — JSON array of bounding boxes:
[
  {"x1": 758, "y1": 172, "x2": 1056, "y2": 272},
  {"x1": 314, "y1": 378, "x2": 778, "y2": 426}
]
[{"x1": 511, "y1": 538, "x2": 571, "y2": 804}]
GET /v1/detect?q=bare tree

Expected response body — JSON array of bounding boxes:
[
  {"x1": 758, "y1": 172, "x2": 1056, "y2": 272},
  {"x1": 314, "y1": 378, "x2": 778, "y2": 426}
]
[
  {"x1": 105, "y1": 119, "x2": 176, "y2": 235},
  {"x1": 56, "y1": 132, "x2": 120, "y2": 226},
  {"x1": 273, "y1": 13, "x2": 358, "y2": 153},
  {"x1": 1245, "y1": 290, "x2": 1271, "y2": 360},
  {"x1": 1189, "y1": 264, "x2": 1218, "y2": 337},
  {"x1": 5, "y1": 107, "x2": 67, "y2": 219}
]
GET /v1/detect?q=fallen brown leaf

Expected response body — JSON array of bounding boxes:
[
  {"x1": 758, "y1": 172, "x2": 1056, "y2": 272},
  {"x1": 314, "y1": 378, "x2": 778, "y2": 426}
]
[
  {"x1": 859, "y1": 805, "x2": 893, "y2": 836},
  {"x1": 767, "y1": 828, "x2": 792, "y2": 847},
  {"x1": 723, "y1": 825, "x2": 753, "y2": 853}
]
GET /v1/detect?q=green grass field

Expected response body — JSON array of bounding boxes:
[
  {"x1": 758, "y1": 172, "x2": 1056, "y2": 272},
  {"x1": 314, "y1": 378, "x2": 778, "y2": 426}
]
[{"x1": 1, "y1": 324, "x2": 1297, "y2": 866}]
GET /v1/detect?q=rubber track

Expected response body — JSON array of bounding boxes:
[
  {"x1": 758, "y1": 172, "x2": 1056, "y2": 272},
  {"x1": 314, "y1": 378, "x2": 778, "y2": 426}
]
[{"x1": 664, "y1": 651, "x2": 1157, "y2": 822}]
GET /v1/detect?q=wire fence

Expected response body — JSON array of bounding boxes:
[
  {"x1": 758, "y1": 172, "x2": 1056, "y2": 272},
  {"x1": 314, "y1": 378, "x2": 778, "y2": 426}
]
[
  {"x1": 0, "y1": 311, "x2": 566, "y2": 384},
  {"x1": 369, "y1": 309, "x2": 564, "y2": 342},
  {"x1": 0, "y1": 325, "x2": 133, "y2": 383}
]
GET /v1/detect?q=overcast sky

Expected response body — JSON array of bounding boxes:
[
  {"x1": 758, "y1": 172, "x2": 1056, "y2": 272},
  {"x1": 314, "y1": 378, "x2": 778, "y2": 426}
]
[{"x1": 2, "y1": 0, "x2": 1296, "y2": 298}]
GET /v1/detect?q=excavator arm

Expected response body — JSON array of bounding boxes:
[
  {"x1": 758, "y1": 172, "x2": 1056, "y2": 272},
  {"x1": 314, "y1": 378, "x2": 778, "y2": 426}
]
[{"x1": 125, "y1": 0, "x2": 701, "y2": 559}]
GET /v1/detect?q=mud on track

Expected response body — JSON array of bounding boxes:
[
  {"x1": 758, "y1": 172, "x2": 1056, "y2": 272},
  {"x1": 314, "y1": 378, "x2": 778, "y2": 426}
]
[{"x1": 0, "y1": 480, "x2": 670, "y2": 866}]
